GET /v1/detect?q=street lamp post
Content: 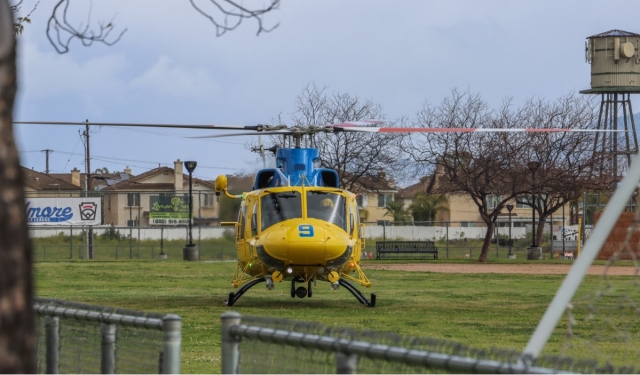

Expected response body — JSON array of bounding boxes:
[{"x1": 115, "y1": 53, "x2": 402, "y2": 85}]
[
  {"x1": 183, "y1": 161, "x2": 198, "y2": 261},
  {"x1": 562, "y1": 202, "x2": 565, "y2": 255},
  {"x1": 527, "y1": 161, "x2": 541, "y2": 259},
  {"x1": 506, "y1": 204, "x2": 514, "y2": 258}
]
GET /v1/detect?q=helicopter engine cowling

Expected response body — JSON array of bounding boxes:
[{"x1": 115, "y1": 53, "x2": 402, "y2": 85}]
[{"x1": 261, "y1": 219, "x2": 351, "y2": 266}]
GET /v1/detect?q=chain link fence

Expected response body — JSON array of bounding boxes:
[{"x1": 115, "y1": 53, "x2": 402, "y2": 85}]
[
  {"x1": 29, "y1": 225, "x2": 237, "y2": 261},
  {"x1": 34, "y1": 298, "x2": 181, "y2": 374},
  {"x1": 29, "y1": 222, "x2": 574, "y2": 261},
  {"x1": 221, "y1": 312, "x2": 620, "y2": 374},
  {"x1": 26, "y1": 189, "x2": 585, "y2": 261}
]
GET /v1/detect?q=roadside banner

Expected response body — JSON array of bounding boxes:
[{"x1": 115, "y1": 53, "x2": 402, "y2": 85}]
[
  {"x1": 149, "y1": 195, "x2": 190, "y2": 225},
  {"x1": 26, "y1": 197, "x2": 102, "y2": 226}
]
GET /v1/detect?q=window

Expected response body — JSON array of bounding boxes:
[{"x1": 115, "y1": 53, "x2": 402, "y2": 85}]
[
  {"x1": 203, "y1": 193, "x2": 215, "y2": 208},
  {"x1": 127, "y1": 193, "x2": 140, "y2": 207},
  {"x1": 260, "y1": 191, "x2": 302, "y2": 231},
  {"x1": 516, "y1": 197, "x2": 531, "y2": 209},
  {"x1": 306, "y1": 191, "x2": 346, "y2": 230},
  {"x1": 516, "y1": 194, "x2": 547, "y2": 209},
  {"x1": 377, "y1": 193, "x2": 393, "y2": 207},
  {"x1": 487, "y1": 195, "x2": 502, "y2": 209},
  {"x1": 356, "y1": 194, "x2": 367, "y2": 208},
  {"x1": 461, "y1": 222, "x2": 477, "y2": 228},
  {"x1": 127, "y1": 219, "x2": 139, "y2": 227}
]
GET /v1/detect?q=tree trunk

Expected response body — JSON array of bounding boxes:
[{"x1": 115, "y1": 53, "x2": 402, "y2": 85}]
[
  {"x1": 478, "y1": 221, "x2": 494, "y2": 263},
  {"x1": 0, "y1": 1, "x2": 35, "y2": 372},
  {"x1": 536, "y1": 215, "x2": 546, "y2": 250}
]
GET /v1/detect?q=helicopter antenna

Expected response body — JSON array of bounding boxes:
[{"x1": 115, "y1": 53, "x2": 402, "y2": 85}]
[{"x1": 259, "y1": 135, "x2": 266, "y2": 168}]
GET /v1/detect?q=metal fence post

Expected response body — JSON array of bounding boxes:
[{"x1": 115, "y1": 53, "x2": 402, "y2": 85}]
[
  {"x1": 221, "y1": 311, "x2": 242, "y2": 374},
  {"x1": 101, "y1": 323, "x2": 116, "y2": 374},
  {"x1": 162, "y1": 314, "x2": 182, "y2": 374},
  {"x1": 336, "y1": 352, "x2": 358, "y2": 374},
  {"x1": 446, "y1": 221, "x2": 449, "y2": 259},
  {"x1": 45, "y1": 316, "x2": 59, "y2": 374}
]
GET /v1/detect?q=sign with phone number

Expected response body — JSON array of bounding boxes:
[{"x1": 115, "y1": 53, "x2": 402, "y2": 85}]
[{"x1": 150, "y1": 218, "x2": 190, "y2": 225}]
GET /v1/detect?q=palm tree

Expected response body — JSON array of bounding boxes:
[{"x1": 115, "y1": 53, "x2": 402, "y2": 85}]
[
  {"x1": 384, "y1": 201, "x2": 411, "y2": 222},
  {"x1": 410, "y1": 192, "x2": 449, "y2": 225}
]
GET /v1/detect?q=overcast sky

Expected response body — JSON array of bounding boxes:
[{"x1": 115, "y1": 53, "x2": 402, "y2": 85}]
[{"x1": 11, "y1": 0, "x2": 640, "y2": 184}]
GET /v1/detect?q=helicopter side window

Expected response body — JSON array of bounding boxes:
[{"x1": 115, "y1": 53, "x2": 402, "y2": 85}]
[
  {"x1": 306, "y1": 192, "x2": 346, "y2": 230},
  {"x1": 251, "y1": 202, "x2": 258, "y2": 237},
  {"x1": 260, "y1": 192, "x2": 302, "y2": 231},
  {"x1": 238, "y1": 204, "x2": 246, "y2": 239},
  {"x1": 349, "y1": 206, "x2": 355, "y2": 237}
]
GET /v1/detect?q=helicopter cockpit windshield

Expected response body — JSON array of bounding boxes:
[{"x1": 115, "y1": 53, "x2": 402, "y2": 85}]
[
  {"x1": 260, "y1": 192, "x2": 302, "y2": 231},
  {"x1": 307, "y1": 191, "x2": 346, "y2": 230}
]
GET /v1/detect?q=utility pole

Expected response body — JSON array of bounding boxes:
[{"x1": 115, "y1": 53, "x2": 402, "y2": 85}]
[
  {"x1": 41, "y1": 149, "x2": 53, "y2": 174},
  {"x1": 83, "y1": 119, "x2": 94, "y2": 259}
]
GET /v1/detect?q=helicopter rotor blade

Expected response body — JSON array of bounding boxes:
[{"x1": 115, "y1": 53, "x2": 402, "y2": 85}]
[
  {"x1": 336, "y1": 127, "x2": 627, "y2": 133},
  {"x1": 188, "y1": 130, "x2": 295, "y2": 138},
  {"x1": 329, "y1": 120, "x2": 385, "y2": 127},
  {"x1": 13, "y1": 121, "x2": 263, "y2": 131}
]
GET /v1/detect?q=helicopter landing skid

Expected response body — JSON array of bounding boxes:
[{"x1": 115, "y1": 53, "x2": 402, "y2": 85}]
[
  {"x1": 226, "y1": 278, "x2": 266, "y2": 307},
  {"x1": 339, "y1": 279, "x2": 376, "y2": 307}
]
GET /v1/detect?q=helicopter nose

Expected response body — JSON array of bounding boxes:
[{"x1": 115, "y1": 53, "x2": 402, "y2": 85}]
[{"x1": 263, "y1": 220, "x2": 349, "y2": 265}]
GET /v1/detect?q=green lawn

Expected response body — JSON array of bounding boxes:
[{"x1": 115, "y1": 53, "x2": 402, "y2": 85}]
[{"x1": 34, "y1": 259, "x2": 639, "y2": 373}]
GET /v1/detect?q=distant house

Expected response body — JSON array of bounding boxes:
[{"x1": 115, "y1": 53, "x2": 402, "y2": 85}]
[
  {"x1": 49, "y1": 167, "x2": 132, "y2": 192},
  {"x1": 100, "y1": 160, "x2": 218, "y2": 227},
  {"x1": 396, "y1": 173, "x2": 568, "y2": 229},
  {"x1": 350, "y1": 172, "x2": 398, "y2": 224},
  {"x1": 394, "y1": 176, "x2": 450, "y2": 222},
  {"x1": 23, "y1": 167, "x2": 83, "y2": 196}
]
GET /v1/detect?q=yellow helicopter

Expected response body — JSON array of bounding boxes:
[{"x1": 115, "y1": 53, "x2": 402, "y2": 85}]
[
  {"x1": 15, "y1": 120, "x2": 618, "y2": 307},
  {"x1": 214, "y1": 141, "x2": 375, "y2": 307}
]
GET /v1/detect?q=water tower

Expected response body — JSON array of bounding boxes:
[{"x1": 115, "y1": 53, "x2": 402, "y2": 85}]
[{"x1": 580, "y1": 29, "x2": 640, "y2": 186}]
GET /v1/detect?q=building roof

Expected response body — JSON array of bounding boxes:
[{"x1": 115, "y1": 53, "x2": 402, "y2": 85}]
[
  {"x1": 102, "y1": 166, "x2": 215, "y2": 191},
  {"x1": 588, "y1": 29, "x2": 640, "y2": 38},
  {"x1": 50, "y1": 170, "x2": 131, "y2": 190},
  {"x1": 22, "y1": 168, "x2": 82, "y2": 191},
  {"x1": 351, "y1": 175, "x2": 396, "y2": 193},
  {"x1": 396, "y1": 176, "x2": 435, "y2": 199}
]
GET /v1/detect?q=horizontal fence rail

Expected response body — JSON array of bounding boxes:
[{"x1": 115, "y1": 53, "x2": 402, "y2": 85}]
[
  {"x1": 29, "y1": 222, "x2": 581, "y2": 261},
  {"x1": 34, "y1": 298, "x2": 181, "y2": 374},
  {"x1": 220, "y1": 312, "x2": 612, "y2": 374}
]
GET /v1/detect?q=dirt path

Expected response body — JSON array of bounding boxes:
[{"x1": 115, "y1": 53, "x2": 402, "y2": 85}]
[{"x1": 361, "y1": 263, "x2": 639, "y2": 275}]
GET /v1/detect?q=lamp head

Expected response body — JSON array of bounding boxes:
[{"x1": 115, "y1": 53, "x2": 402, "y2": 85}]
[
  {"x1": 184, "y1": 161, "x2": 197, "y2": 173},
  {"x1": 506, "y1": 204, "x2": 514, "y2": 212},
  {"x1": 527, "y1": 161, "x2": 540, "y2": 171}
]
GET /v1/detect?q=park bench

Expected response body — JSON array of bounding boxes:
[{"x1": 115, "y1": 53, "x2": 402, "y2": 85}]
[{"x1": 375, "y1": 241, "x2": 438, "y2": 260}]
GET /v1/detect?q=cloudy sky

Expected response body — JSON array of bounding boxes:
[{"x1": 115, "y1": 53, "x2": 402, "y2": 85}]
[{"x1": 11, "y1": 0, "x2": 640, "y2": 184}]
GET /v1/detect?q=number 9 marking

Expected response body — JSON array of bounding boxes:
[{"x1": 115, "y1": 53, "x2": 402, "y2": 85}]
[{"x1": 298, "y1": 224, "x2": 314, "y2": 237}]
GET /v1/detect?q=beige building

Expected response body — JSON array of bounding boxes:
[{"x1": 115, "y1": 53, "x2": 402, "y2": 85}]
[
  {"x1": 352, "y1": 173, "x2": 398, "y2": 224},
  {"x1": 101, "y1": 160, "x2": 218, "y2": 227},
  {"x1": 396, "y1": 176, "x2": 568, "y2": 228}
]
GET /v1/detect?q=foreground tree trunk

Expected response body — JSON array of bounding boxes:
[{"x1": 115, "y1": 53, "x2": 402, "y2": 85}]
[{"x1": 0, "y1": 1, "x2": 35, "y2": 372}]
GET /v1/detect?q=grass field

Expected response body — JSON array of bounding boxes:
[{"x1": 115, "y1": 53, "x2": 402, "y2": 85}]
[{"x1": 34, "y1": 259, "x2": 638, "y2": 373}]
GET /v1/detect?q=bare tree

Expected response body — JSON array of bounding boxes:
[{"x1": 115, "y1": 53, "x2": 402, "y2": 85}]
[
  {"x1": 39, "y1": 0, "x2": 280, "y2": 53},
  {"x1": 515, "y1": 94, "x2": 604, "y2": 248},
  {"x1": 10, "y1": 0, "x2": 39, "y2": 35},
  {"x1": 405, "y1": 89, "x2": 532, "y2": 262},
  {"x1": 286, "y1": 83, "x2": 405, "y2": 193},
  {"x1": 0, "y1": 1, "x2": 35, "y2": 372},
  {"x1": 3, "y1": 0, "x2": 280, "y2": 368},
  {"x1": 404, "y1": 89, "x2": 602, "y2": 262}
]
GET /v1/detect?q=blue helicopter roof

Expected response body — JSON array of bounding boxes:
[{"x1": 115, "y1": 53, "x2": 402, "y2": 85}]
[{"x1": 253, "y1": 148, "x2": 340, "y2": 189}]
